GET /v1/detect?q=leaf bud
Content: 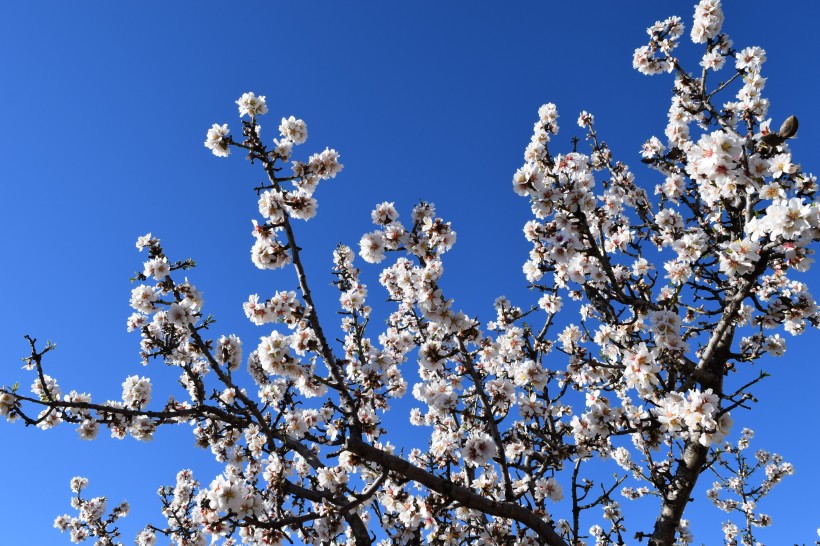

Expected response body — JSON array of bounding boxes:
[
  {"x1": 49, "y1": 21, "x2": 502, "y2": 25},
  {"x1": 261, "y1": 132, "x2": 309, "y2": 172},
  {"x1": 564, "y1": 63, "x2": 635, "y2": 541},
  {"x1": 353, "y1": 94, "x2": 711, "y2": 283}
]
[{"x1": 778, "y1": 115, "x2": 798, "y2": 139}]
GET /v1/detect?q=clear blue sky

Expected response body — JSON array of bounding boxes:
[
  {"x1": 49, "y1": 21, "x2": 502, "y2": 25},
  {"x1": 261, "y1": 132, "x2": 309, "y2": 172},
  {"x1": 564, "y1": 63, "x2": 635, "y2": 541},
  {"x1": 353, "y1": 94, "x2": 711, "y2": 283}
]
[{"x1": 1, "y1": 1, "x2": 818, "y2": 543}]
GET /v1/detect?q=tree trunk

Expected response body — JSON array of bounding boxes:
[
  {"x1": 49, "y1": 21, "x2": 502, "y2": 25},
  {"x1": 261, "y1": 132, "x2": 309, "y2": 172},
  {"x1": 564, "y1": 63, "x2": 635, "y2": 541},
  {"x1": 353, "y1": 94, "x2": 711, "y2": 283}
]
[
  {"x1": 648, "y1": 440, "x2": 708, "y2": 545},
  {"x1": 649, "y1": 328, "x2": 733, "y2": 545}
]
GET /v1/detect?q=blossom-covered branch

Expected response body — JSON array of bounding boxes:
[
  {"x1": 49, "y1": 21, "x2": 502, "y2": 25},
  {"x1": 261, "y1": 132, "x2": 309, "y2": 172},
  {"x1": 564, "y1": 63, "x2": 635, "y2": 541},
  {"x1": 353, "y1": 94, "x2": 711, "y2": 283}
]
[{"x1": 2, "y1": 1, "x2": 819, "y2": 545}]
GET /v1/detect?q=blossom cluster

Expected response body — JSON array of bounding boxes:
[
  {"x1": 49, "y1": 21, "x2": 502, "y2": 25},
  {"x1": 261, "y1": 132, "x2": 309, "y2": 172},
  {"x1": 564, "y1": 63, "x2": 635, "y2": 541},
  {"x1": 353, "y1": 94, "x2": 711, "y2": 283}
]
[
  {"x1": 54, "y1": 477, "x2": 130, "y2": 546},
  {"x1": 358, "y1": 201, "x2": 456, "y2": 264},
  {"x1": 707, "y1": 429, "x2": 795, "y2": 545}
]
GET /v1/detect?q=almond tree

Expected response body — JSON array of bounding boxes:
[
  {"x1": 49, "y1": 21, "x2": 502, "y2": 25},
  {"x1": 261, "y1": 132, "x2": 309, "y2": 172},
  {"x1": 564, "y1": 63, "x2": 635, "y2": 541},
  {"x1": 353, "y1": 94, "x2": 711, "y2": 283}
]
[{"x1": 2, "y1": 1, "x2": 818, "y2": 545}]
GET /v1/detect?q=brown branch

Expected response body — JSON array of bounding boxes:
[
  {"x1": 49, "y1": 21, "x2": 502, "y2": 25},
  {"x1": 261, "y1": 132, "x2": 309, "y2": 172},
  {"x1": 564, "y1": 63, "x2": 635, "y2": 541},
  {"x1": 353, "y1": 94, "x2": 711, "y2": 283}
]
[
  {"x1": 455, "y1": 336, "x2": 515, "y2": 502},
  {"x1": 345, "y1": 438, "x2": 568, "y2": 546},
  {"x1": 247, "y1": 473, "x2": 387, "y2": 533}
]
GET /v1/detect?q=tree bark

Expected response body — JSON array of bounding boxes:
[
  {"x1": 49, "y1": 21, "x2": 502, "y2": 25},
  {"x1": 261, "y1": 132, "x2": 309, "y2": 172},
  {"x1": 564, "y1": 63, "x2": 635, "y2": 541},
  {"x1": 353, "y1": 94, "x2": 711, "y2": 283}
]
[
  {"x1": 648, "y1": 327, "x2": 733, "y2": 545},
  {"x1": 648, "y1": 440, "x2": 708, "y2": 545}
]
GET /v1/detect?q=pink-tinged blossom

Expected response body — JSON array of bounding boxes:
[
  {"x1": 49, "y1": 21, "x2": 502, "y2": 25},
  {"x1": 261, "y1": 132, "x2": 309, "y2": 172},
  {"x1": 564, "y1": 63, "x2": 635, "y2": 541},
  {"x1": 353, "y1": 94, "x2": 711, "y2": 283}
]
[
  {"x1": 735, "y1": 46, "x2": 766, "y2": 71},
  {"x1": 122, "y1": 375, "x2": 152, "y2": 408},
  {"x1": 284, "y1": 189, "x2": 318, "y2": 221},
  {"x1": 538, "y1": 102, "x2": 559, "y2": 125},
  {"x1": 135, "y1": 529, "x2": 157, "y2": 546},
  {"x1": 700, "y1": 49, "x2": 725, "y2": 71},
  {"x1": 577, "y1": 111, "x2": 595, "y2": 128},
  {"x1": 32, "y1": 374, "x2": 61, "y2": 400},
  {"x1": 763, "y1": 334, "x2": 786, "y2": 356},
  {"x1": 359, "y1": 231, "x2": 386, "y2": 263},
  {"x1": 257, "y1": 189, "x2": 285, "y2": 222},
  {"x1": 130, "y1": 285, "x2": 158, "y2": 313},
  {"x1": 767, "y1": 153, "x2": 797, "y2": 179},
  {"x1": 0, "y1": 392, "x2": 15, "y2": 417},
  {"x1": 70, "y1": 476, "x2": 88, "y2": 493},
  {"x1": 655, "y1": 389, "x2": 732, "y2": 447},
  {"x1": 650, "y1": 310, "x2": 688, "y2": 351},
  {"x1": 537, "y1": 293, "x2": 563, "y2": 314},
  {"x1": 250, "y1": 237, "x2": 290, "y2": 270},
  {"x1": 307, "y1": 147, "x2": 343, "y2": 179},
  {"x1": 316, "y1": 466, "x2": 349, "y2": 494},
  {"x1": 622, "y1": 343, "x2": 661, "y2": 396},
  {"x1": 289, "y1": 326, "x2": 317, "y2": 356},
  {"x1": 513, "y1": 359, "x2": 548, "y2": 390},
  {"x1": 135, "y1": 233, "x2": 154, "y2": 251},
  {"x1": 243, "y1": 290, "x2": 303, "y2": 327},
  {"x1": 37, "y1": 407, "x2": 62, "y2": 430},
  {"x1": 271, "y1": 137, "x2": 293, "y2": 162},
  {"x1": 129, "y1": 416, "x2": 155, "y2": 442},
  {"x1": 719, "y1": 239, "x2": 760, "y2": 277},
  {"x1": 206, "y1": 474, "x2": 256, "y2": 516},
  {"x1": 235, "y1": 92, "x2": 268, "y2": 118},
  {"x1": 257, "y1": 331, "x2": 300, "y2": 380},
  {"x1": 215, "y1": 335, "x2": 243, "y2": 371},
  {"x1": 371, "y1": 202, "x2": 399, "y2": 225},
  {"x1": 126, "y1": 312, "x2": 148, "y2": 332},
  {"x1": 278, "y1": 115, "x2": 307, "y2": 144},
  {"x1": 691, "y1": 0, "x2": 724, "y2": 43},
  {"x1": 633, "y1": 46, "x2": 671, "y2": 76},
  {"x1": 641, "y1": 136, "x2": 666, "y2": 159},
  {"x1": 512, "y1": 163, "x2": 544, "y2": 197},
  {"x1": 461, "y1": 431, "x2": 497, "y2": 467},
  {"x1": 204, "y1": 123, "x2": 230, "y2": 157},
  {"x1": 77, "y1": 419, "x2": 99, "y2": 440},
  {"x1": 761, "y1": 198, "x2": 813, "y2": 240},
  {"x1": 413, "y1": 378, "x2": 458, "y2": 412},
  {"x1": 534, "y1": 477, "x2": 564, "y2": 502},
  {"x1": 166, "y1": 302, "x2": 193, "y2": 328},
  {"x1": 339, "y1": 283, "x2": 368, "y2": 312},
  {"x1": 664, "y1": 259, "x2": 693, "y2": 285}
]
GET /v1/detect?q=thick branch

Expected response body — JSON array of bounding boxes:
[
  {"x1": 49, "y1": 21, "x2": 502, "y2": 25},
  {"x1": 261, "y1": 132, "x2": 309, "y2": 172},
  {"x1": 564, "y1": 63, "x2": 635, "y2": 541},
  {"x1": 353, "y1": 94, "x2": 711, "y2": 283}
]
[{"x1": 345, "y1": 438, "x2": 568, "y2": 546}]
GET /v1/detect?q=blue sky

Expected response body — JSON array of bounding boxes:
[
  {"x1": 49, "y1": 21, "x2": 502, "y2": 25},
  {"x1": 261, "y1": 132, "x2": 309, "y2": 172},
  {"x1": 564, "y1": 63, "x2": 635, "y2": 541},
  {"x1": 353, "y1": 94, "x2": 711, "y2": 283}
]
[{"x1": 1, "y1": 1, "x2": 818, "y2": 543}]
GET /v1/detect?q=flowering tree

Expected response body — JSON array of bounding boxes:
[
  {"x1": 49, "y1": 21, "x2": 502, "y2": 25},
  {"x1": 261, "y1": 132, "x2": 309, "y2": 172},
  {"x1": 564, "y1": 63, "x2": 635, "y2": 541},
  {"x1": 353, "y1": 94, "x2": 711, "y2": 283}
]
[{"x1": 2, "y1": 1, "x2": 818, "y2": 545}]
